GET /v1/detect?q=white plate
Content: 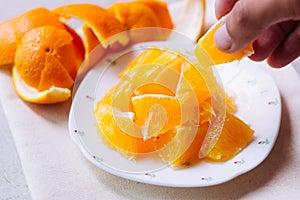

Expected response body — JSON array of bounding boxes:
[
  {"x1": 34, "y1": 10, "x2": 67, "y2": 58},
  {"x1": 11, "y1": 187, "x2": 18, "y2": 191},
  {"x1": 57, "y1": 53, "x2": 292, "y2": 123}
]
[{"x1": 69, "y1": 40, "x2": 281, "y2": 187}]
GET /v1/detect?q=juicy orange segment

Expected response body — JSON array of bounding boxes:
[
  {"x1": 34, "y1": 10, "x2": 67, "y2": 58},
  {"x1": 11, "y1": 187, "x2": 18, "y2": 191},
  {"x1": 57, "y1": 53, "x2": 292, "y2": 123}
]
[
  {"x1": 94, "y1": 93, "x2": 176, "y2": 154},
  {"x1": 195, "y1": 18, "x2": 254, "y2": 66},
  {"x1": 0, "y1": 18, "x2": 16, "y2": 66},
  {"x1": 171, "y1": 126, "x2": 208, "y2": 166},
  {"x1": 52, "y1": 3, "x2": 129, "y2": 48},
  {"x1": 207, "y1": 113, "x2": 254, "y2": 161},
  {"x1": 119, "y1": 47, "x2": 164, "y2": 77},
  {"x1": 14, "y1": 26, "x2": 77, "y2": 92},
  {"x1": 132, "y1": 94, "x2": 181, "y2": 139},
  {"x1": 12, "y1": 67, "x2": 71, "y2": 104}
]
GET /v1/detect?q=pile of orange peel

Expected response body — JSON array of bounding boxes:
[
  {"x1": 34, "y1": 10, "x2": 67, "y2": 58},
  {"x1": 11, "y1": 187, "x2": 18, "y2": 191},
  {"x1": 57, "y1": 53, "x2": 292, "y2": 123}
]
[{"x1": 0, "y1": 1, "x2": 174, "y2": 104}]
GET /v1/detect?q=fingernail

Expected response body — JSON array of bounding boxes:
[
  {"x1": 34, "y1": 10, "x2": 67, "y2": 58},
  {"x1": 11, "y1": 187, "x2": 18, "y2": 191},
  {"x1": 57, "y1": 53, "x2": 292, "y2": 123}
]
[{"x1": 214, "y1": 24, "x2": 232, "y2": 51}]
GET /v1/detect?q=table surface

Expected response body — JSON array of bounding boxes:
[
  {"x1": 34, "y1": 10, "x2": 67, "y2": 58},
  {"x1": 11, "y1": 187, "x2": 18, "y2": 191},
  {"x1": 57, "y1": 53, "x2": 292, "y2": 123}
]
[{"x1": 1, "y1": 1, "x2": 300, "y2": 200}]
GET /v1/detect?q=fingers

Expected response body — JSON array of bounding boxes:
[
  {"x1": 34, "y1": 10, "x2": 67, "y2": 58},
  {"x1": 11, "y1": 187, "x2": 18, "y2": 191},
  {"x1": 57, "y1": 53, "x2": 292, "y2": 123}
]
[
  {"x1": 214, "y1": 0, "x2": 300, "y2": 53},
  {"x1": 267, "y1": 23, "x2": 300, "y2": 68},
  {"x1": 250, "y1": 21, "x2": 298, "y2": 61},
  {"x1": 215, "y1": 0, "x2": 238, "y2": 19}
]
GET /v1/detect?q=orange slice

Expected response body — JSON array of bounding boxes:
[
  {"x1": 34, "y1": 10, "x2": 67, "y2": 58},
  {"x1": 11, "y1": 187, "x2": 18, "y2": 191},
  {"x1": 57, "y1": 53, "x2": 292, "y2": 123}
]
[
  {"x1": 207, "y1": 113, "x2": 254, "y2": 161},
  {"x1": 119, "y1": 47, "x2": 164, "y2": 77},
  {"x1": 195, "y1": 18, "x2": 254, "y2": 66},
  {"x1": 132, "y1": 94, "x2": 181, "y2": 139},
  {"x1": 52, "y1": 3, "x2": 129, "y2": 48},
  {"x1": 95, "y1": 45, "x2": 254, "y2": 166},
  {"x1": 94, "y1": 90, "x2": 176, "y2": 154}
]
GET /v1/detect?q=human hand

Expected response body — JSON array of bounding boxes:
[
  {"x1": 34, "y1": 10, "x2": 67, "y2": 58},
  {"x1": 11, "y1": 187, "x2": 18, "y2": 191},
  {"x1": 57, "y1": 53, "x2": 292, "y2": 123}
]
[{"x1": 214, "y1": 0, "x2": 300, "y2": 68}]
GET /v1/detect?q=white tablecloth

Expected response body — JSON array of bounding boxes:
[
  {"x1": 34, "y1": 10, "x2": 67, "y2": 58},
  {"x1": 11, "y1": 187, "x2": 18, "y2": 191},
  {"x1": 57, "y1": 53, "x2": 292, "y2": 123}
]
[{"x1": 1, "y1": 0, "x2": 300, "y2": 199}]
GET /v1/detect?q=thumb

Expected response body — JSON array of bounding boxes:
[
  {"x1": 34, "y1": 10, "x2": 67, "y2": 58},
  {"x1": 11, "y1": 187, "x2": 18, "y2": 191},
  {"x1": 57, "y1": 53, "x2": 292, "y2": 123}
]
[{"x1": 214, "y1": 0, "x2": 300, "y2": 53}]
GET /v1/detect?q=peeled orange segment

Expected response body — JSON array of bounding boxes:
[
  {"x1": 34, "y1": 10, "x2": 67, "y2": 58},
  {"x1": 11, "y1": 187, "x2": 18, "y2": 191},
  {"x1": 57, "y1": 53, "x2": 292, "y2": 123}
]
[
  {"x1": 134, "y1": 0, "x2": 174, "y2": 29},
  {"x1": 132, "y1": 94, "x2": 181, "y2": 139},
  {"x1": 173, "y1": 0, "x2": 206, "y2": 42},
  {"x1": 14, "y1": 26, "x2": 77, "y2": 92},
  {"x1": 134, "y1": 83, "x2": 175, "y2": 96},
  {"x1": 12, "y1": 67, "x2": 71, "y2": 104},
  {"x1": 169, "y1": 126, "x2": 208, "y2": 166},
  {"x1": 119, "y1": 47, "x2": 164, "y2": 78},
  {"x1": 52, "y1": 3, "x2": 129, "y2": 48},
  {"x1": 207, "y1": 113, "x2": 254, "y2": 161},
  {"x1": 0, "y1": 8, "x2": 65, "y2": 66},
  {"x1": 195, "y1": 18, "x2": 254, "y2": 67},
  {"x1": 94, "y1": 97, "x2": 176, "y2": 154}
]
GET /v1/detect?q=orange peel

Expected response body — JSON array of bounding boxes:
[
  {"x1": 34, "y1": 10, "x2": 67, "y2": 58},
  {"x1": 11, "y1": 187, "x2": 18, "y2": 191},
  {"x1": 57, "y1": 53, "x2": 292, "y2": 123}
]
[{"x1": 52, "y1": 3, "x2": 129, "y2": 48}]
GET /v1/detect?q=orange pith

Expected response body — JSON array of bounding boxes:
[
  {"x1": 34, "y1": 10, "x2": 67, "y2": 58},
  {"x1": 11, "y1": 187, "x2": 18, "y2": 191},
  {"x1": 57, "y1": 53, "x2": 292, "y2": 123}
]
[
  {"x1": 95, "y1": 87, "x2": 176, "y2": 154},
  {"x1": 207, "y1": 113, "x2": 254, "y2": 161},
  {"x1": 14, "y1": 26, "x2": 77, "y2": 91}
]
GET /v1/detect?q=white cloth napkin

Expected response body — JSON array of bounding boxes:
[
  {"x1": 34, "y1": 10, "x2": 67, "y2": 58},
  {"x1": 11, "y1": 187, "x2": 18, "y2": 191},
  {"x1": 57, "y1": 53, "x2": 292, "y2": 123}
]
[
  {"x1": 2, "y1": 61, "x2": 300, "y2": 200},
  {"x1": 1, "y1": 0, "x2": 300, "y2": 199}
]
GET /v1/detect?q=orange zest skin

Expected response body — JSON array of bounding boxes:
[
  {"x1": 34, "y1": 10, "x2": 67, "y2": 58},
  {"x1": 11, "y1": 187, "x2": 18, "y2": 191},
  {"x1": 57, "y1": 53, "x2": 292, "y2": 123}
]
[
  {"x1": 207, "y1": 113, "x2": 254, "y2": 161},
  {"x1": 14, "y1": 26, "x2": 78, "y2": 92},
  {"x1": 0, "y1": 8, "x2": 65, "y2": 66}
]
